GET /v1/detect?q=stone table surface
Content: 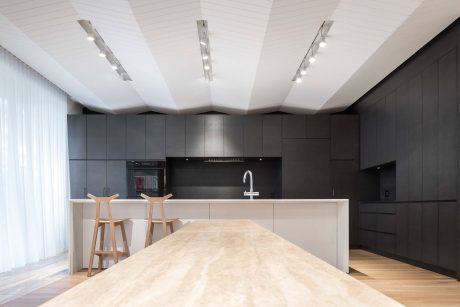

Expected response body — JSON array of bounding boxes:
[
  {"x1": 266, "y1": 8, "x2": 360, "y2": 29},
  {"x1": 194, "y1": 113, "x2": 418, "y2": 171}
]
[{"x1": 41, "y1": 220, "x2": 401, "y2": 307}]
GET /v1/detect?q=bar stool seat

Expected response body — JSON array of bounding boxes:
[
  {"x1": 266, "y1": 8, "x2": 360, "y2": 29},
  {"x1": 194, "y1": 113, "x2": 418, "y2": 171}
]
[
  {"x1": 141, "y1": 193, "x2": 177, "y2": 247},
  {"x1": 86, "y1": 193, "x2": 130, "y2": 277}
]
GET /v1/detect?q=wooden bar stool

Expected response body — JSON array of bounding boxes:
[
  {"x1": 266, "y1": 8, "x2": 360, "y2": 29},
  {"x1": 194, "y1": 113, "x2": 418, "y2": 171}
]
[
  {"x1": 141, "y1": 193, "x2": 177, "y2": 247},
  {"x1": 87, "y1": 193, "x2": 130, "y2": 277}
]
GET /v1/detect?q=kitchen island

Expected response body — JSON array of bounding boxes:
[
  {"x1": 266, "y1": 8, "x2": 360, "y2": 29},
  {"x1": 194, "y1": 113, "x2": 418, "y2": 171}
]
[
  {"x1": 45, "y1": 220, "x2": 400, "y2": 306},
  {"x1": 69, "y1": 199, "x2": 348, "y2": 273}
]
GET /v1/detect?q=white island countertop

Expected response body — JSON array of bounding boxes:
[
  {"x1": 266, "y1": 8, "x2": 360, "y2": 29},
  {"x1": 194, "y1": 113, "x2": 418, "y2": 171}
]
[
  {"x1": 43, "y1": 220, "x2": 400, "y2": 307},
  {"x1": 68, "y1": 198, "x2": 349, "y2": 273}
]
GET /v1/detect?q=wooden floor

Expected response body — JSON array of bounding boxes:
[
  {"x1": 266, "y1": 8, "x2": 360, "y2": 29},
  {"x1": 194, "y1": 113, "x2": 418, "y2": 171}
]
[{"x1": 3, "y1": 249, "x2": 460, "y2": 306}]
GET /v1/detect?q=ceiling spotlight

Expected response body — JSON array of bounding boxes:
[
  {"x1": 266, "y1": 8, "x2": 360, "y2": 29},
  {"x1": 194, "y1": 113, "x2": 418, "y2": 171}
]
[
  {"x1": 111, "y1": 64, "x2": 118, "y2": 70},
  {"x1": 200, "y1": 41, "x2": 207, "y2": 46},
  {"x1": 319, "y1": 37, "x2": 327, "y2": 48},
  {"x1": 87, "y1": 34, "x2": 95, "y2": 41},
  {"x1": 308, "y1": 55, "x2": 316, "y2": 63},
  {"x1": 99, "y1": 51, "x2": 106, "y2": 58},
  {"x1": 204, "y1": 64, "x2": 210, "y2": 70},
  {"x1": 202, "y1": 54, "x2": 209, "y2": 60},
  {"x1": 295, "y1": 76, "x2": 302, "y2": 83},
  {"x1": 300, "y1": 66, "x2": 307, "y2": 75}
]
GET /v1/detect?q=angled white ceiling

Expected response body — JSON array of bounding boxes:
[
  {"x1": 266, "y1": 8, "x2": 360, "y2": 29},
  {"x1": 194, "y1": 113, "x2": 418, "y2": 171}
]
[{"x1": 0, "y1": 0, "x2": 458, "y2": 114}]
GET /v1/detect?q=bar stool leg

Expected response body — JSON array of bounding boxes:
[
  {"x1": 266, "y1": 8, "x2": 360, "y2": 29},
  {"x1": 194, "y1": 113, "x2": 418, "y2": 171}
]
[
  {"x1": 149, "y1": 223, "x2": 154, "y2": 245},
  {"x1": 98, "y1": 224, "x2": 105, "y2": 272},
  {"x1": 87, "y1": 221, "x2": 100, "y2": 277},
  {"x1": 169, "y1": 223, "x2": 174, "y2": 234},
  {"x1": 145, "y1": 219, "x2": 152, "y2": 248},
  {"x1": 120, "y1": 222, "x2": 130, "y2": 256},
  {"x1": 110, "y1": 221, "x2": 118, "y2": 263}
]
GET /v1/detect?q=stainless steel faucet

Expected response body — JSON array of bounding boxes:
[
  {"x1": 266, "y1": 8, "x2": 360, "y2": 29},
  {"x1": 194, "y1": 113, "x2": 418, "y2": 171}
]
[{"x1": 243, "y1": 170, "x2": 259, "y2": 200}]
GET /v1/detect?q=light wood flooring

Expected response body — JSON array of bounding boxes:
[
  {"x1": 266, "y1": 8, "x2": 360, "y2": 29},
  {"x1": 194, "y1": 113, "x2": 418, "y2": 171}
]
[{"x1": 3, "y1": 249, "x2": 460, "y2": 306}]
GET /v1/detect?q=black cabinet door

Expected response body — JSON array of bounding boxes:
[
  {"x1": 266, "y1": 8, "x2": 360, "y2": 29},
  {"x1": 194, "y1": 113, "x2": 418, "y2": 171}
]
[
  {"x1": 243, "y1": 116, "x2": 263, "y2": 157},
  {"x1": 407, "y1": 202, "x2": 422, "y2": 262},
  {"x1": 86, "y1": 160, "x2": 107, "y2": 196},
  {"x1": 282, "y1": 115, "x2": 306, "y2": 138},
  {"x1": 306, "y1": 115, "x2": 330, "y2": 139},
  {"x1": 438, "y1": 202, "x2": 457, "y2": 271},
  {"x1": 331, "y1": 115, "x2": 359, "y2": 160},
  {"x1": 68, "y1": 115, "x2": 86, "y2": 159},
  {"x1": 396, "y1": 203, "x2": 408, "y2": 257},
  {"x1": 421, "y1": 202, "x2": 438, "y2": 266},
  {"x1": 166, "y1": 116, "x2": 186, "y2": 157},
  {"x1": 205, "y1": 115, "x2": 224, "y2": 157},
  {"x1": 282, "y1": 139, "x2": 331, "y2": 198},
  {"x1": 384, "y1": 91, "x2": 396, "y2": 163},
  {"x1": 396, "y1": 83, "x2": 410, "y2": 201},
  {"x1": 186, "y1": 115, "x2": 205, "y2": 157},
  {"x1": 375, "y1": 98, "x2": 385, "y2": 165},
  {"x1": 422, "y1": 63, "x2": 438, "y2": 201},
  {"x1": 263, "y1": 115, "x2": 282, "y2": 157},
  {"x1": 107, "y1": 115, "x2": 126, "y2": 159},
  {"x1": 408, "y1": 75, "x2": 422, "y2": 201},
  {"x1": 367, "y1": 103, "x2": 378, "y2": 167},
  {"x1": 126, "y1": 115, "x2": 146, "y2": 160},
  {"x1": 69, "y1": 160, "x2": 86, "y2": 198},
  {"x1": 106, "y1": 160, "x2": 127, "y2": 198},
  {"x1": 86, "y1": 115, "x2": 107, "y2": 159},
  {"x1": 223, "y1": 116, "x2": 243, "y2": 157},
  {"x1": 437, "y1": 50, "x2": 457, "y2": 200},
  {"x1": 360, "y1": 111, "x2": 369, "y2": 169},
  {"x1": 332, "y1": 160, "x2": 359, "y2": 245},
  {"x1": 146, "y1": 115, "x2": 165, "y2": 159}
]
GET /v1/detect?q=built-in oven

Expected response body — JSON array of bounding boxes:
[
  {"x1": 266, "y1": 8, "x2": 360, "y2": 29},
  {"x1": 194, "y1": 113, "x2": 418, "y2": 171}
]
[{"x1": 126, "y1": 161, "x2": 165, "y2": 198}]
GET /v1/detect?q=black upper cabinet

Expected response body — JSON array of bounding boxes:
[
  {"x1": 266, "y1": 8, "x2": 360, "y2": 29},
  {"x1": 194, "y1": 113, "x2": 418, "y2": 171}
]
[
  {"x1": 107, "y1": 115, "x2": 126, "y2": 159},
  {"x1": 186, "y1": 115, "x2": 205, "y2": 157},
  {"x1": 408, "y1": 75, "x2": 422, "y2": 201},
  {"x1": 396, "y1": 83, "x2": 410, "y2": 201},
  {"x1": 383, "y1": 92, "x2": 396, "y2": 163},
  {"x1": 166, "y1": 116, "x2": 186, "y2": 157},
  {"x1": 68, "y1": 115, "x2": 86, "y2": 159},
  {"x1": 223, "y1": 116, "x2": 244, "y2": 157},
  {"x1": 282, "y1": 139, "x2": 331, "y2": 198},
  {"x1": 243, "y1": 116, "x2": 263, "y2": 157},
  {"x1": 360, "y1": 111, "x2": 369, "y2": 169},
  {"x1": 86, "y1": 160, "x2": 107, "y2": 196},
  {"x1": 437, "y1": 49, "x2": 457, "y2": 200},
  {"x1": 422, "y1": 63, "x2": 438, "y2": 201},
  {"x1": 126, "y1": 115, "x2": 146, "y2": 160},
  {"x1": 375, "y1": 98, "x2": 385, "y2": 164},
  {"x1": 106, "y1": 160, "x2": 127, "y2": 198},
  {"x1": 262, "y1": 115, "x2": 282, "y2": 157},
  {"x1": 282, "y1": 115, "x2": 306, "y2": 139},
  {"x1": 306, "y1": 115, "x2": 330, "y2": 139},
  {"x1": 367, "y1": 103, "x2": 378, "y2": 167},
  {"x1": 331, "y1": 115, "x2": 359, "y2": 160},
  {"x1": 86, "y1": 115, "x2": 107, "y2": 159},
  {"x1": 146, "y1": 115, "x2": 165, "y2": 160},
  {"x1": 69, "y1": 160, "x2": 86, "y2": 198},
  {"x1": 205, "y1": 115, "x2": 223, "y2": 157}
]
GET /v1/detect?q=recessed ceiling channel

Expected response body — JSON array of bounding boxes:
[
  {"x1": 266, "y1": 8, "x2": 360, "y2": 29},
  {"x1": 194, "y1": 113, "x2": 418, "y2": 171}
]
[{"x1": 197, "y1": 20, "x2": 213, "y2": 81}]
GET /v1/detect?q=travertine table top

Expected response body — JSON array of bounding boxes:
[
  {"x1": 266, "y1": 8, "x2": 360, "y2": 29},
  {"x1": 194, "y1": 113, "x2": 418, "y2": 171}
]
[{"x1": 42, "y1": 220, "x2": 401, "y2": 307}]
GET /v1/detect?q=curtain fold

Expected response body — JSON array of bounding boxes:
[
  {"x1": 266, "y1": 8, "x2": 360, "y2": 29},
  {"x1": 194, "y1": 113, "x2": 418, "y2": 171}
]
[{"x1": 0, "y1": 46, "x2": 69, "y2": 273}]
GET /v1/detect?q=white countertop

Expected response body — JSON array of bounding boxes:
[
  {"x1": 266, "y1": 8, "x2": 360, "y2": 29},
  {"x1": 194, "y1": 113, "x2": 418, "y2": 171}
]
[{"x1": 70, "y1": 198, "x2": 348, "y2": 203}]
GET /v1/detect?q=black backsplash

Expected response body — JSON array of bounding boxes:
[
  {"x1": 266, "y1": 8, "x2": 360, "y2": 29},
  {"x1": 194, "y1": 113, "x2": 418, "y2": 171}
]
[{"x1": 166, "y1": 158, "x2": 282, "y2": 199}]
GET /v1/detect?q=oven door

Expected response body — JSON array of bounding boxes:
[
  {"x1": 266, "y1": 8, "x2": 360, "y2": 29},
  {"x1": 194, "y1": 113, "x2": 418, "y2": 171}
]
[{"x1": 127, "y1": 168, "x2": 164, "y2": 198}]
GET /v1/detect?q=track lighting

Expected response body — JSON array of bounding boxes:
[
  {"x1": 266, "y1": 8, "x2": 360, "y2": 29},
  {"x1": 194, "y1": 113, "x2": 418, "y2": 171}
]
[
  {"x1": 291, "y1": 20, "x2": 333, "y2": 82},
  {"x1": 78, "y1": 20, "x2": 132, "y2": 81},
  {"x1": 319, "y1": 37, "x2": 327, "y2": 48},
  {"x1": 197, "y1": 20, "x2": 213, "y2": 81}
]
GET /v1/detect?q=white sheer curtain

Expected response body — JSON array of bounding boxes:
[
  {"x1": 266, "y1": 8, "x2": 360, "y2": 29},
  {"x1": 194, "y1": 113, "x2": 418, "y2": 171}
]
[{"x1": 0, "y1": 46, "x2": 69, "y2": 273}]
